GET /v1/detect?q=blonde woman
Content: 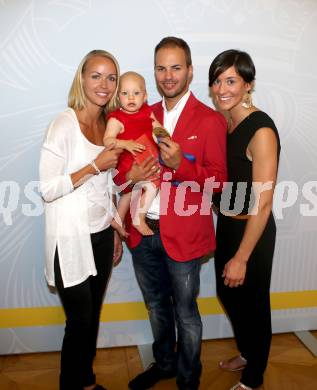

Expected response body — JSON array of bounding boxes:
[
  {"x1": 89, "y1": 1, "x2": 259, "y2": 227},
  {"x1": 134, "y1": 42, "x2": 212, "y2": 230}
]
[{"x1": 40, "y1": 50, "x2": 122, "y2": 390}]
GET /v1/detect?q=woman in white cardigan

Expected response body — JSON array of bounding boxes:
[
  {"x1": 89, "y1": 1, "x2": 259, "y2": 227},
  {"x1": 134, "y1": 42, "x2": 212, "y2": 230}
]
[{"x1": 39, "y1": 50, "x2": 123, "y2": 390}]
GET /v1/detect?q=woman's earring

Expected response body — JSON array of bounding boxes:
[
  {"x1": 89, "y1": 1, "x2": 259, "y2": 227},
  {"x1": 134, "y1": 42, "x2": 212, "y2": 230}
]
[{"x1": 242, "y1": 91, "x2": 253, "y2": 109}]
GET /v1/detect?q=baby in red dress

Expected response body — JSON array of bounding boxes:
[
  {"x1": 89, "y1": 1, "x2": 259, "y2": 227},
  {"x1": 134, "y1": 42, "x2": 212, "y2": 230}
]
[{"x1": 103, "y1": 72, "x2": 162, "y2": 236}]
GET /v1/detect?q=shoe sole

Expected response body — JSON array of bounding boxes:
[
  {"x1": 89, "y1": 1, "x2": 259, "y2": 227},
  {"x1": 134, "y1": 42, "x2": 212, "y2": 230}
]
[{"x1": 218, "y1": 362, "x2": 246, "y2": 372}]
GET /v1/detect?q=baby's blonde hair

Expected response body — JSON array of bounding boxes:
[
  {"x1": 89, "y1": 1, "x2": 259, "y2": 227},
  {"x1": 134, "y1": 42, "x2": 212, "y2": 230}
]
[{"x1": 119, "y1": 71, "x2": 146, "y2": 92}]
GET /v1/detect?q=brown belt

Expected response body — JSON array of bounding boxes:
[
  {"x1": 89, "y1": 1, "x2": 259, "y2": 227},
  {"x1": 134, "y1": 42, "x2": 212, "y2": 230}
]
[{"x1": 145, "y1": 217, "x2": 160, "y2": 231}]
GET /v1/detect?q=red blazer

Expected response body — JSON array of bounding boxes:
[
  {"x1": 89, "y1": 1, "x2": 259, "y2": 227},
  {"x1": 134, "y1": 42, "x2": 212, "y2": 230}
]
[{"x1": 114, "y1": 93, "x2": 227, "y2": 261}]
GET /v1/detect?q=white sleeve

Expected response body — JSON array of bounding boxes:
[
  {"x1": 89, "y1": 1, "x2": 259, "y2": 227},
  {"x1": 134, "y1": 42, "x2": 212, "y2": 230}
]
[{"x1": 39, "y1": 113, "x2": 74, "y2": 202}]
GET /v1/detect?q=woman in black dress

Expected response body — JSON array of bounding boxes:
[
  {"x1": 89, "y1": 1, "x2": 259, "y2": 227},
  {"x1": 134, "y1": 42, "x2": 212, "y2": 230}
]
[{"x1": 209, "y1": 50, "x2": 280, "y2": 390}]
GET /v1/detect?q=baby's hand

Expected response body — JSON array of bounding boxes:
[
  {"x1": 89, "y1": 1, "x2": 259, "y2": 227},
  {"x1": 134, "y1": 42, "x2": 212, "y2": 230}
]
[{"x1": 124, "y1": 140, "x2": 146, "y2": 155}]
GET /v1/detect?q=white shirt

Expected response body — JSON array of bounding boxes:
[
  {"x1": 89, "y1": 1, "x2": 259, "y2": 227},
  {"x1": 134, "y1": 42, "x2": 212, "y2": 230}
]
[
  {"x1": 83, "y1": 138, "x2": 114, "y2": 234},
  {"x1": 147, "y1": 91, "x2": 191, "y2": 219},
  {"x1": 39, "y1": 108, "x2": 114, "y2": 287}
]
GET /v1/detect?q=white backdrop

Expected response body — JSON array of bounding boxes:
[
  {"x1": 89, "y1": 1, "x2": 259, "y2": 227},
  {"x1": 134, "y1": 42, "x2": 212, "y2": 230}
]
[{"x1": 1, "y1": 0, "x2": 317, "y2": 354}]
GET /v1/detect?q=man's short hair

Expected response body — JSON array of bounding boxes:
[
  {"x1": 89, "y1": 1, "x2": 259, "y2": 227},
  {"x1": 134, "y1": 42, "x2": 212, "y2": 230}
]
[{"x1": 154, "y1": 36, "x2": 192, "y2": 67}]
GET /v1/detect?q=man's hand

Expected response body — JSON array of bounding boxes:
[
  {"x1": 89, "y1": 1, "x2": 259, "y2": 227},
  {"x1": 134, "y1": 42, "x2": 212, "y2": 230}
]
[
  {"x1": 158, "y1": 137, "x2": 182, "y2": 170},
  {"x1": 126, "y1": 156, "x2": 160, "y2": 184}
]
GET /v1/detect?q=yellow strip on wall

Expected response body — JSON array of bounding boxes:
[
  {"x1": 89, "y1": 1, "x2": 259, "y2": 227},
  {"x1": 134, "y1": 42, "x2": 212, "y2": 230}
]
[{"x1": 0, "y1": 290, "x2": 316, "y2": 328}]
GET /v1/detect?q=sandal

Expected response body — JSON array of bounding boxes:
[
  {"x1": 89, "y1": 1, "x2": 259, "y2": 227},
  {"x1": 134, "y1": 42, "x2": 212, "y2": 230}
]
[
  {"x1": 230, "y1": 382, "x2": 263, "y2": 390},
  {"x1": 230, "y1": 382, "x2": 253, "y2": 390},
  {"x1": 219, "y1": 354, "x2": 247, "y2": 371}
]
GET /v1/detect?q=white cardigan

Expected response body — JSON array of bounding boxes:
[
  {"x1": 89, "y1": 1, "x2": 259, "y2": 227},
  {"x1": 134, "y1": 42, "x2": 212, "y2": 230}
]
[{"x1": 39, "y1": 108, "x2": 114, "y2": 288}]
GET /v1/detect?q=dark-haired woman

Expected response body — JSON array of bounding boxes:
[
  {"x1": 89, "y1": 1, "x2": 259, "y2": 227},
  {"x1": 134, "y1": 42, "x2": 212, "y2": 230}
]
[{"x1": 209, "y1": 50, "x2": 280, "y2": 390}]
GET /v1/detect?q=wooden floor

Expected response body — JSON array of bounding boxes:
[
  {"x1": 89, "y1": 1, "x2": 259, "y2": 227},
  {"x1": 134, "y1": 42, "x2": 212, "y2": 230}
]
[{"x1": 1, "y1": 332, "x2": 317, "y2": 389}]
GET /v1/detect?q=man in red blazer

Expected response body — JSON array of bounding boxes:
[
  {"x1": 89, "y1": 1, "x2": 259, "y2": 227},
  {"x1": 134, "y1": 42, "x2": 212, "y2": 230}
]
[{"x1": 116, "y1": 37, "x2": 227, "y2": 390}]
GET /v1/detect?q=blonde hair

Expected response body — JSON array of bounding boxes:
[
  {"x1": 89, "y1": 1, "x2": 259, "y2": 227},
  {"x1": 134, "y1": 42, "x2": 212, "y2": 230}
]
[
  {"x1": 68, "y1": 49, "x2": 120, "y2": 113},
  {"x1": 119, "y1": 71, "x2": 146, "y2": 90}
]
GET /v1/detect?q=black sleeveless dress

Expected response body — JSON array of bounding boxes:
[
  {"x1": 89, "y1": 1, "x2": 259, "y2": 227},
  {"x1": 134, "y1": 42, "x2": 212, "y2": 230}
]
[{"x1": 214, "y1": 111, "x2": 280, "y2": 388}]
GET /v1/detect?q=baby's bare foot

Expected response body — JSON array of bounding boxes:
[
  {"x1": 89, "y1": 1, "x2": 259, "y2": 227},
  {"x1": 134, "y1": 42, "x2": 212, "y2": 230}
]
[
  {"x1": 134, "y1": 220, "x2": 154, "y2": 236},
  {"x1": 111, "y1": 220, "x2": 129, "y2": 238}
]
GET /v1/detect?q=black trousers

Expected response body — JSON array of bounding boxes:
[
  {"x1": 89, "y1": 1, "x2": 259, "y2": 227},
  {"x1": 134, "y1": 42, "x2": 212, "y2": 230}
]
[
  {"x1": 54, "y1": 227, "x2": 114, "y2": 390},
  {"x1": 215, "y1": 214, "x2": 276, "y2": 388}
]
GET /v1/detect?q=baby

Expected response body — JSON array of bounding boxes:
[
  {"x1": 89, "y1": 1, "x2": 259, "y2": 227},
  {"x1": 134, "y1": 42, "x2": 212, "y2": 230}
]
[{"x1": 104, "y1": 71, "x2": 163, "y2": 236}]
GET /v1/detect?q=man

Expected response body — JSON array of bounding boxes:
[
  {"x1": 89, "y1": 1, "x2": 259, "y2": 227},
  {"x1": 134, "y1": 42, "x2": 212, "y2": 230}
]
[{"x1": 115, "y1": 37, "x2": 227, "y2": 390}]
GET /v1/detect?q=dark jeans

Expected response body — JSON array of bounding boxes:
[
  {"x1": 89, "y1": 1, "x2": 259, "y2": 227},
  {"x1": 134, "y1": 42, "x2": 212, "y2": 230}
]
[
  {"x1": 54, "y1": 227, "x2": 114, "y2": 390},
  {"x1": 131, "y1": 232, "x2": 202, "y2": 389}
]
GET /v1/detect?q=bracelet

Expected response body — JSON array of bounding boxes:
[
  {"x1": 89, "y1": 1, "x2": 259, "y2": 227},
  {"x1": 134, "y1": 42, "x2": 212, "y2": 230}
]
[{"x1": 90, "y1": 159, "x2": 101, "y2": 175}]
